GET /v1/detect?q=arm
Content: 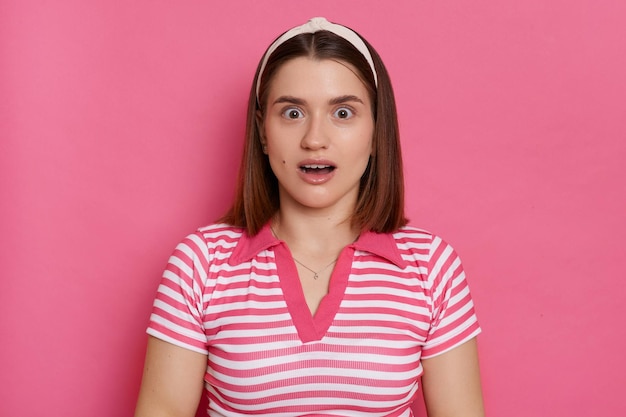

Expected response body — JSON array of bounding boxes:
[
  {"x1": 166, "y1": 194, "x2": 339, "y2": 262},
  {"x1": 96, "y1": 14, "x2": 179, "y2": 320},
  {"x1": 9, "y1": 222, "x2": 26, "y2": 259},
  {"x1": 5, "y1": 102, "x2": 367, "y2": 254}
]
[
  {"x1": 421, "y1": 337, "x2": 485, "y2": 417},
  {"x1": 135, "y1": 336, "x2": 207, "y2": 417}
]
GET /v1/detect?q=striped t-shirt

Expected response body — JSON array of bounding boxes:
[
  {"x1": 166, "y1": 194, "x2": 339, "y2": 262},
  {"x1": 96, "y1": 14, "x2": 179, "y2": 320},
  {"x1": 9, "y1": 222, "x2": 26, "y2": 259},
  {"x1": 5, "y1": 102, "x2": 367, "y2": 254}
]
[{"x1": 147, "y1": 223, "x2": 481, "y2": 417}]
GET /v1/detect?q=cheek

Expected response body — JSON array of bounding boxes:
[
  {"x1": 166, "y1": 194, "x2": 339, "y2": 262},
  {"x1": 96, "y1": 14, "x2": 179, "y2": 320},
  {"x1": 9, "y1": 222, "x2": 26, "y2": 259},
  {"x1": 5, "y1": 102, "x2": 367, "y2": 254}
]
[
  {"x1": 265, "y1": 128, "x2": 292, "y2": 151},
  {"x1": 358, "y1": 132, "x2": 374, "y2": 155}
]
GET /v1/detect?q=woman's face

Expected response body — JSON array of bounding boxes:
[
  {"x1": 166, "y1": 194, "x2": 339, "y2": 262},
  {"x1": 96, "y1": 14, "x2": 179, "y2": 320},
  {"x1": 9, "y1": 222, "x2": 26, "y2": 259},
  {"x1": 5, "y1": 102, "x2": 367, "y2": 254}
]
[{"x1": 260, "y1": 57, "x2": 374, "y2": 216}]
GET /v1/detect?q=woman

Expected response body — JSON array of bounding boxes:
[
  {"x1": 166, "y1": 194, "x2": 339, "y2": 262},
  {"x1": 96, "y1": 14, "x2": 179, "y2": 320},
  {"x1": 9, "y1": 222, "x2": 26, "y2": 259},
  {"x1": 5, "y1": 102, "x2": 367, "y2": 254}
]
[{"x1": 135, "y1": 17, "x2": 484, "y2": 417}]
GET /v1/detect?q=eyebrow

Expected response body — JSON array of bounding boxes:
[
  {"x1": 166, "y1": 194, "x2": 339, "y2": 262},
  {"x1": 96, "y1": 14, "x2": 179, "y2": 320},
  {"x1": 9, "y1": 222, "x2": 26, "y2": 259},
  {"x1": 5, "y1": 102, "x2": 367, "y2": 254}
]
[
  {"x1": 272, "y1": 96, "x2": 305, "y2": 106},
  {"x1": 272, "y1": 95, "x2": 364, "y2": 106},
  {"x1": 329, "y1": 95, "x2": 364, "y2": 106}
]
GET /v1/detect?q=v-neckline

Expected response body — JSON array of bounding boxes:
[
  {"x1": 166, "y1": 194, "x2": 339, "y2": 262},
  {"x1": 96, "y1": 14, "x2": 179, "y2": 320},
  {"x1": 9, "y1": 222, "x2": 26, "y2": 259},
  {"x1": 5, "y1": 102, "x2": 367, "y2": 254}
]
[{"x1": 273, "y1": 243, "x2": 355, "y2": 343}]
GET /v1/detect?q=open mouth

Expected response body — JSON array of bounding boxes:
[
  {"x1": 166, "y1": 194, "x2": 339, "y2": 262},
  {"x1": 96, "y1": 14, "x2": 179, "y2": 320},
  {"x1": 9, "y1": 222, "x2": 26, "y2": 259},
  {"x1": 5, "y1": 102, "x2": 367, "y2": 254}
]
[{"x1": 299, "y1": 164, "x2": 336, "y2": 174}]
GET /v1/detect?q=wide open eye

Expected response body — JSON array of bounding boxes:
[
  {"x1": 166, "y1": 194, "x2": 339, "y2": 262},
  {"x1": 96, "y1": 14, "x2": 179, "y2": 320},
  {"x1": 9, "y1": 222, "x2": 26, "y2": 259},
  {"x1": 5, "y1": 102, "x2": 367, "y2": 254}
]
[
  {"x1": 334, "y1": 107, "x2": 354, "y2": 119},
  {"x1": 282, "y1": 108, "x2": 304, "y2": 119}
]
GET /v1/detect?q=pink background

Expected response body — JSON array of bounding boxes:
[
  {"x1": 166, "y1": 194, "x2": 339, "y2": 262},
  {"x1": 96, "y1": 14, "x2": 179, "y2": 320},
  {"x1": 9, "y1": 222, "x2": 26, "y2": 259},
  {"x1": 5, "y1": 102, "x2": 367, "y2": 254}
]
[{"x1": 2, "y1": 1, "x2": 625, "y2": 416}]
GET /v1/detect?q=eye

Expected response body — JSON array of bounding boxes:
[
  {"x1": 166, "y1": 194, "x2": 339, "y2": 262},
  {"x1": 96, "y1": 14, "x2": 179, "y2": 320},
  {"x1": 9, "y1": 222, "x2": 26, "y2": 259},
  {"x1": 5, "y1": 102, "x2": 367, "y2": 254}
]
[
  {"x1": 282, "y1": 108, "x2": 304, "y2": 119},
  {"x1": 334, "y1": 107, "x2": 354, "y2": 119}
]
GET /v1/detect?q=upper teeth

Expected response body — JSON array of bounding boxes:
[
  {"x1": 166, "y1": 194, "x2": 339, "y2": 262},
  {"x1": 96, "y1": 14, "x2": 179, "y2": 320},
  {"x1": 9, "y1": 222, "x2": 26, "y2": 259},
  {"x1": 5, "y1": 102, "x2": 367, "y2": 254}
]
[{"x1": 303, "y1": 164, "x2": 330, "y2": 169}]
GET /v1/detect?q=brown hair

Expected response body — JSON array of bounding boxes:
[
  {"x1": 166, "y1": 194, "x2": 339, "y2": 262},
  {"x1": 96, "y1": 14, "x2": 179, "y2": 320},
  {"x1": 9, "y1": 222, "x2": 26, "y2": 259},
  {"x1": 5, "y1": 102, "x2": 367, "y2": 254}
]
[{"x1": 218, "y1": 28, "x2": 408, "y2": 235}]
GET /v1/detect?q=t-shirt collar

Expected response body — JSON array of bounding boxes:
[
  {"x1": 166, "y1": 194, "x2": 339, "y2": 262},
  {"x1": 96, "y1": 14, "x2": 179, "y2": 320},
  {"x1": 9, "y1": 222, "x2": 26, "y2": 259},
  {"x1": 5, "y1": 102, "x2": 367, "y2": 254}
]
[{"x1": 229, "y1": 222, "x2": 407, "y2": 268}]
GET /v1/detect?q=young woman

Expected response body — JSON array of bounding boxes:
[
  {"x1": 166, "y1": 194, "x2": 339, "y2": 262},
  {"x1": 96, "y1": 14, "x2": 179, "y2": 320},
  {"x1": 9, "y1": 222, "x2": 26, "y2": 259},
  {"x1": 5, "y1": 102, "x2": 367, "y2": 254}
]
[{"x1": 135, "y1": 17, "x2": 484, "y2": 417}]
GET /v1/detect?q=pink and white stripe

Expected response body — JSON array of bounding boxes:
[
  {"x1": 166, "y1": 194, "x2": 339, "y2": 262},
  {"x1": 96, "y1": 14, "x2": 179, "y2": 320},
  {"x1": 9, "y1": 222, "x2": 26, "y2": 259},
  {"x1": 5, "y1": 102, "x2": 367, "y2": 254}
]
[{"x1": 147, "y1": 223, "x2": 480, "y2": 417}]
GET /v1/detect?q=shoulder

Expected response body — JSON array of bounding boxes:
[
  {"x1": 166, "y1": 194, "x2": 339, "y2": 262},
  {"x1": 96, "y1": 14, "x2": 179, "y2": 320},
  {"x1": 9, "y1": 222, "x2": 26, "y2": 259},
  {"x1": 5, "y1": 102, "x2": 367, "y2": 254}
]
[
  {"x1": 172, "y1": 223, "x2": 245, "y2": 261},
  {"x1": 390, "y1": 225, "x2": 463, "y2": 268},
  {"x1": 392, "y1": 225, "x2": 434, "y2": 242},
  {"x1": 390, "y1": 225, "x2": 437, "y2": 255},
  {"x1": 392, "y1": 225, "x2": 459, "y2": 252},
  {"x1": 195, "y1": 223, "x2": 245, "y2": 243},
  {"x1": 163, "y1": 224, "x2": 247, "y2": 286}
]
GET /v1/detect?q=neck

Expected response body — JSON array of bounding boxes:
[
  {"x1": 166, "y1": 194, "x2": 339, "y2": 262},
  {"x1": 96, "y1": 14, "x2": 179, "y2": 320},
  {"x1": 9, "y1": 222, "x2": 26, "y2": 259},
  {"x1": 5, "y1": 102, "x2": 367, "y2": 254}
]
[{"x1": 271, "y1": 210, "x2": 359, "y2": 258}]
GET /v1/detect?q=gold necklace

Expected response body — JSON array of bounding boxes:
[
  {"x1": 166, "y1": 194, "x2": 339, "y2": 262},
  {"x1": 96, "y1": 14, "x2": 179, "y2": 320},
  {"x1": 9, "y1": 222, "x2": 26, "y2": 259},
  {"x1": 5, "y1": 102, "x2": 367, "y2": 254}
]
[{"x1": 270, "y1": 225, "x2": 338, "y2": 280}]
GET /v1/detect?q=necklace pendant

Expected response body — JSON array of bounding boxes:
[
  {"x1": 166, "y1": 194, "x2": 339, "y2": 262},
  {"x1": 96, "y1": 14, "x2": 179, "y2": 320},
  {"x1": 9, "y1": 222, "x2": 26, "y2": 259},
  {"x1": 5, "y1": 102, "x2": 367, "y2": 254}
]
[{"x1": 313, "y1": 273, "x2": 319, "y2": 280}]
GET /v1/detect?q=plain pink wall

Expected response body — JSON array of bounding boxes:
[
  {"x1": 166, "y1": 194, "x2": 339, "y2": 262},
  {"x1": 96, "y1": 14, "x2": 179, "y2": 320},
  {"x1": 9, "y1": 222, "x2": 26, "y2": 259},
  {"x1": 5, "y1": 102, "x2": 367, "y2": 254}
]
[{"x1": 2, "y1": 1, "x2": 625, "y2": 416}]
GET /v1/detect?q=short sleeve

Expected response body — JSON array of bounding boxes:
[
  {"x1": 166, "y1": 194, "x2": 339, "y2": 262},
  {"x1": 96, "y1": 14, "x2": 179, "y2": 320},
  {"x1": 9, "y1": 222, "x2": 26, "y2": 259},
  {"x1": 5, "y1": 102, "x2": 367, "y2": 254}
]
[
  {"x1": 146, "y1": 232, "x2": 210, "y2": 355},
  {"x1": 421, "y1": 235, "x2": 481, "y2": 359}
]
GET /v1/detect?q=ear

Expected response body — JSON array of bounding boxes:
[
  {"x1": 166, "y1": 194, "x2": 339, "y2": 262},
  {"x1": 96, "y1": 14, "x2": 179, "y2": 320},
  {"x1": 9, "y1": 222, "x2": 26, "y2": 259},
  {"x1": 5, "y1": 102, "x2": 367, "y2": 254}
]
[
  {"x1": 256, "y1": 109, "x2": 265, "y2": 138},
  {"x1": 256, "y1": 109, "x2": 264, "y2": 133},
  {"x1": 256, "y1": 110, "x2": 268, "y2": 154}
]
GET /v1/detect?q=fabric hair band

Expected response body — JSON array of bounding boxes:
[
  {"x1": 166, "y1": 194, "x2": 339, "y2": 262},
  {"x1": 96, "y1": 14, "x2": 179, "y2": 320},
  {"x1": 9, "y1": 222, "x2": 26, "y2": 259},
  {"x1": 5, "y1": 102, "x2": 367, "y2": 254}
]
[{"x1": 255, "y1": 17, "x2": 378, "y2": 101}]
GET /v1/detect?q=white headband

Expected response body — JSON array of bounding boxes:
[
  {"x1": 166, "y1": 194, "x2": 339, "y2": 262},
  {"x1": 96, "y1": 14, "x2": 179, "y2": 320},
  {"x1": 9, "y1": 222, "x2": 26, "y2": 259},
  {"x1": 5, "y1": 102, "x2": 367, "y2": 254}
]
[{"x1": 255, "y1": 17, "x2": 378, "y2": 101}]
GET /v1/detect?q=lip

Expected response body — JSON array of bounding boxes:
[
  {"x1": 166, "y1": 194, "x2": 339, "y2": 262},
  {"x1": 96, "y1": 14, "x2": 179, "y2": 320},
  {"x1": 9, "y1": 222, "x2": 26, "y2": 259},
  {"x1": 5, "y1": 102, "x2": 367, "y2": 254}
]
[{"x1": 297, "y1": 158, "x2": 337, "y2": 185}]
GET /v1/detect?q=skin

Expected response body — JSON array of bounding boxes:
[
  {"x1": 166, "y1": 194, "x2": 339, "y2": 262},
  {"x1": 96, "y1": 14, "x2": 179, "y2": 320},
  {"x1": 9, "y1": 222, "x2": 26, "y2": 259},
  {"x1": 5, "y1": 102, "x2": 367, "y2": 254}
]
[
  {"x1": 422, "y1": 338, "x2": 485, "y2": 417},
  {"x1": 135, "y1": 56, "x2": 485, "y2": 417},
  {"x1": 134, "y1": 337, "x2": 206, "y2": 417}
]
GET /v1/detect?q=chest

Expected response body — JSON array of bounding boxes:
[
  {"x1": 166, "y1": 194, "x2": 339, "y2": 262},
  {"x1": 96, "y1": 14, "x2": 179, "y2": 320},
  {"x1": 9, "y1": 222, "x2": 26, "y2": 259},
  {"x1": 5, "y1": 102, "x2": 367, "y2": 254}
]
[
  {"x1": 200, "y1": 252, "x2": 430, "y2": 415},
  {"x1": 203, "y1": 248, "x2": 432, "y2": 353}
]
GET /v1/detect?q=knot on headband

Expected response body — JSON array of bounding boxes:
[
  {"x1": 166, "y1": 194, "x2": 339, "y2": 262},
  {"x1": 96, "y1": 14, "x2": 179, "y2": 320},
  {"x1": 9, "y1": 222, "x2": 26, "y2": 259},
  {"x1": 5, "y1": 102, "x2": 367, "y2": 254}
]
[
  {"x1": 306, "y1": 16, "x2": 334, "y2": 31},
  {"x1": 256, "y1": 17, "x2": 378, "y2": 101}
]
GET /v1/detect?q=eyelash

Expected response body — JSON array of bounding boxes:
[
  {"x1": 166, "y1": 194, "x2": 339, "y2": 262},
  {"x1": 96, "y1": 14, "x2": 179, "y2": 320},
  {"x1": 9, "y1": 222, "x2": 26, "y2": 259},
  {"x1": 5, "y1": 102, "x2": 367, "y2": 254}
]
[
  {"x1": 334, "y1": 107, "x2": 354, "y2": 119},
  {"x1": 282, "y1": 107, "x2": 304, "y2": 119},
  {"x1": 280, "y1": 106, "x2": 355, "y2": 120}
]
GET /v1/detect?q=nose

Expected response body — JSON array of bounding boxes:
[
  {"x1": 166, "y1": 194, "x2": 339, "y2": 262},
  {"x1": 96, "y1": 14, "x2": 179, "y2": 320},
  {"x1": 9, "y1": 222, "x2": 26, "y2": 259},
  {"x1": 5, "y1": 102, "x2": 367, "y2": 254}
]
[{"x1": 300, "y1": 114, "x2": 329, "y2": 150}]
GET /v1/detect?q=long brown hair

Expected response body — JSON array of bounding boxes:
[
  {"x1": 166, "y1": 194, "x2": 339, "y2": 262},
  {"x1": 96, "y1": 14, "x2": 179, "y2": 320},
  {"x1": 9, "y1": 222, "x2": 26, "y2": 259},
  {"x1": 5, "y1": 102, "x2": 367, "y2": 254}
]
[{"x1": 218, "y1": 28, "x2": 407, "y2": 235}]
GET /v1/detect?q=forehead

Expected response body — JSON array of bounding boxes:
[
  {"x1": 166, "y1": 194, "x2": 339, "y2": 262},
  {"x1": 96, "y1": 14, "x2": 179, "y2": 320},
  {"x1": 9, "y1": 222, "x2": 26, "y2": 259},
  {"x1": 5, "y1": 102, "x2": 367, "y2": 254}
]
[{"x1": 267, "y1": 57, "x2": 370, "y2": 100}]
